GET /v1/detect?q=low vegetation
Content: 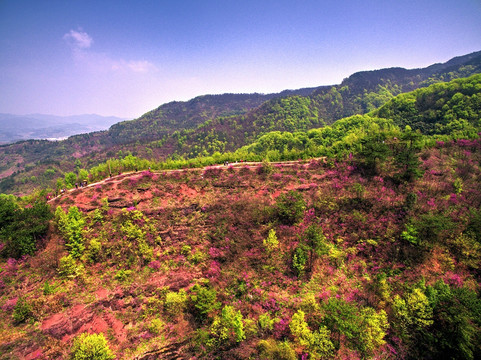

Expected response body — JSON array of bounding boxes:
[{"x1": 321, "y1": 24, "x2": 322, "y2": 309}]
[{"x1": 0, "y1": 67, "x2": 480, "y2": 359}]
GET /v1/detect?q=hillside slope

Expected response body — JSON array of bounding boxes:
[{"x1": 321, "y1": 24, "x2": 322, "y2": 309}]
[
  {"x1": 154, "y1": 51, "x2": 481, "y2": 160},
  {"x1": 0, "y1": 51, "x2": 480, "y2": 195},
  {"x1": 1, "y1": 139, "x2": 480, "y2": 359},
  {"x1": 237, "y1": 74, "x2": 481, "y2": 161}
]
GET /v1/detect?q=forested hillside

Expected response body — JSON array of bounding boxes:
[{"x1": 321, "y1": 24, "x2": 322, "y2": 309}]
[
  {"x1": 153, "y1": 52, "x2": 481, "y2": 160},
  {"x1": 0, "y1": 51, "x2": 480, "y2": 196},
  {"x1": 238, "y1": 74, "x2": 481, "y2": 161}
]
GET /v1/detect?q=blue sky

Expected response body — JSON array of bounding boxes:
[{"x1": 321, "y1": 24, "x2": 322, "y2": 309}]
[{"x1": 0, "y1": 0, "x2": 480, "y2": 118}]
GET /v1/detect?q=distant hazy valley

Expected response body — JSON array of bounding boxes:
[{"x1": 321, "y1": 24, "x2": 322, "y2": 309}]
[{"x1": 0, "y1": 113, "x2": 126, "y2": 144}]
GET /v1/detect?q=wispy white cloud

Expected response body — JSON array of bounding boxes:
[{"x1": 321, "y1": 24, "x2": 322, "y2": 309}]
[
  {"x1": 63, "y1": 29, "x2": 93, "y2": 49},
  {"x1": 125, "y1": 60, "x2": 157, "y2": 73},
  {"x1": 63, "y1": 29, "x2": 157, "y2": 74}
]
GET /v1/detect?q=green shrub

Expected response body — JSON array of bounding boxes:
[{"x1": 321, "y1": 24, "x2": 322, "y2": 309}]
[
  {"x1": 466, "y1": 209, "x2": 481, "y2": 243},
  {"x1": 70, "y1": 333, "x2": 115, "y2": 360},
  {"x1": 181, "y1": 244, "x2": 192, "y2": 256},
  {"x1": 401, "y1": 223, "x2": 419, "y2": 245},
  {"x1": 414, "y1": 213, "x2": 455, "y2": 245},
  {"x1": 289, "y1": 309, "x2": 334, "y2": 358},
  {"x1": 275, "y1": 190, "x2": 306, "y2": 225},
  {"x1": 450, "y1": 233, "x2": 481, "y2": 269},
  {"x1": 289, "y1": 310, "x2": 313, "y2": 347},
  {"x1": 64, "y1": 172, "x2": 77, "y2": 189},
  {"x1": 1, "y1": 198, "x2": 52, "y2": 259},
  {"x1": 209, "y1": 305, "x2": 245, "y2": 346},
  {"x1": 12, "y1": 297, "x2": 33, "y2": 324},
  {"x1": 148, "y1": 318, "x2": 164, "y2": 335},
  {"x1": 188, "y1": 250, "x2": 208, "y2": 265},
  {"x1": 263, "y1": 229, "x2": 279, "y2": 253},
  {"x1": 292, "y1": 243, "x2": 309, "y2": 277},
  {"x1": 260, "y1": 159, "x2": 273, "y2": 175},
  {"x1": 357, "y1": 131, "x2": 391, "y2": 175},
  {"x1": 393, "y1": 127, "x2": 424, "y2": 182},
  {"x1": 453, "y1": 177, "x2": 463, "y2": 195},
  {"x1": 322, "y1": 298, "x2": 388, "y2": 356},
  {"x1": 257, "y1": 339, "x2": 296, "y2": 360},
  {"x1": 422, "y1": 282, "x2": 481, "y2": 360},
  {"x1": 119, "y1": 209, "x2": 153, "y2": 264},
  {"x1": 164, "y1": 290, "x2": 187, "y2": 316},
  {"x1": 352, "y1": 182, "x2": 365, "y2": 198},
  {"x1": 92, "y1": 209, "x2": 103, "y2": 223},
  {"x1": 258, "y1": 312, "x2": 276, "y2": 332},
  {"x1": 138, "y1": 239, "x2": 153, "y2": 263},
  {"x1": 357, "y1": 307, "x2": 389, "y2": 355},
  {"x1": 190, "y1": 283, "x2": 220, "y2": 321},
  {"x1": 43, "y1": 281, "x2": 56, "y2": 295},
  {"x1": 114, "y1": 269, "x2": 132, "y2": 282},
  {"x1": 58, "y1": 255, "x2": 84, "y2": 279},
  {"x1": 56, "y1": 206, "x2": 86, "y2": 258},
  {"x1": 404, "y1": 192, "x2": 418, "y2": 211},
  {"x1": 393, "y1": 287, "x2": 433, "y2": 331},
  {"x1": 304, "y1": 223, "x2": 329, "y2": 257},
  {"x1": 86, "y1": 238, "x2": 102, "y2": 263}
]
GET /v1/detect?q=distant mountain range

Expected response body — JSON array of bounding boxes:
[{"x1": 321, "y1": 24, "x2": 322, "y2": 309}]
[
  {"x1": 0, "y1": 113, "x2": 126, "y2": 144},
  {"x1": 0, "y1": 50, "x2": 480, "y2": 194}
]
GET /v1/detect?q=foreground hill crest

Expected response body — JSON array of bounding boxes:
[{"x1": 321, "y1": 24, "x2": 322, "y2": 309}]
[{"x1": 1, "y1": 138, "x2": 481, "y2": 358}]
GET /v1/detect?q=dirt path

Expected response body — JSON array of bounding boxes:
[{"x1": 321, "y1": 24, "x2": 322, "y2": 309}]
[{"x1": 48, "y1": 158, "x2": 325, "y2": 204}]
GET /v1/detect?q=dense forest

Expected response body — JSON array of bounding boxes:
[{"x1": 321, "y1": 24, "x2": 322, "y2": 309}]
[{"x1": 1, "y1": 61, "x2": 481, "y2": 359}]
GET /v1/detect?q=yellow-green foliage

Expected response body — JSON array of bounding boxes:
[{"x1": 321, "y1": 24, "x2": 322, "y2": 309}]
[
  {"x1": 289, "y1": 310, "x2": 311, "y2": 347},
  {"x1": 299, "y1": 293, "x2": 320, "y2": 313},
  {"x1": 188, "y1": 250, "x2": 208, "y2": 265},
  {"x1": 114, "y1": 269, "x2": 132, "y2": 282},
  {"x1": 328, "y1": 244, "x2": 345, "y2": 267},
  {"x1": 86, "y1": 238, "x2": 102, "y2": 262},
  {"x1": 263, "y1": 228, "x2": 279, "y2": 253},
  {"x1": 181, "y1": 244, "x2": 192, "y2": 255},
  {"x1": 119, "y1": 209, "x2": 154, "y2": 263},
  {"x1": 309, "y1": 326, "x2": 335, "y2": 359},
  {"x1": 393, "y1": 287, "x2": 434, "y2": 330},
  {"x1": 58, "y1": 255, "x2": 84, "y2": 279},
  {"x1": 209, "y1": 305, "x2": 245, "y2": 345},
  {"x1": 55, "y1": 206, "x2": 86, "y2": 258},
  {"x1": 55, "y1": 205, "x2": 67, "y2": 229},
  {"x1": 450, "y1": 233, "x2": 481, "y2": 269},
  {"x1": 257, "y1": 339, "x2": 297, "y2": 360},
  {"x1": 70, "y1": 333, "x2": 115, "y2": 360},
  {"x1": 289, "y1": 309, "x2": 334, "y2": 358},
  {"x1": 453, "y1": 178, "x2": 463, "y2": 194},
  {"x1": 92, "y1": 208, "x2": 103, "y2": 224},
  {"x1": 258, "y1": 312, "x2": 276, "y2": 332},
  {"x1": 148, "y1": 318, "x2": 164, "y2": 335},
  {"x1": 120, "y1": 218, "x2": 145, "y2": 241},
  {"x1": 377, "y1": 277, "x2": 392, "y2": 305},
  {"x1": 164, "y1": 290, "x2": 187, "y2": 316},
  {"x1": 358, "y1": 307, "x2": 389, "y2": 354}
]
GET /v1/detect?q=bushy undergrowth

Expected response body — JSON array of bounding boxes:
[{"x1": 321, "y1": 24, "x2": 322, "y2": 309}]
[
  {"x1": 70, "y1": 333, "x2": 115, "y2": 360},
  {"x1": 0, "y1": 196, "x2": 52, "y2": 258},
  {"x1": 1, "y1": 135, "x2": 481, "y2": 359}
]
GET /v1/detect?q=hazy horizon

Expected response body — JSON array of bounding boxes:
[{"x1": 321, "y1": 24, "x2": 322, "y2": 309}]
[{"x1": 1, "y1": 0, "x2": 480, "y2": 118}]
